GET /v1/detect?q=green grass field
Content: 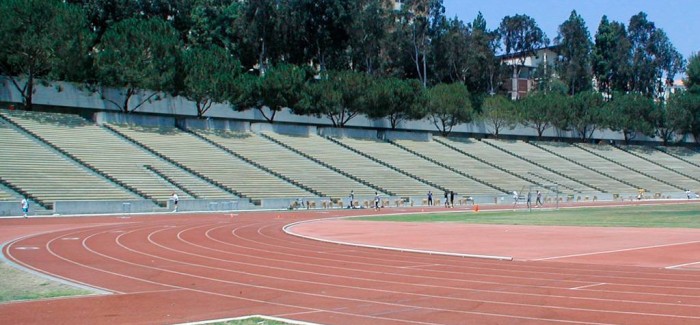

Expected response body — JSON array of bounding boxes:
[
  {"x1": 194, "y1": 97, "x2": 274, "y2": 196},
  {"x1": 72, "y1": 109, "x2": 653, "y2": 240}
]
[{"x1": 356, "y1": 203, "x2": 700, "y2": 228}]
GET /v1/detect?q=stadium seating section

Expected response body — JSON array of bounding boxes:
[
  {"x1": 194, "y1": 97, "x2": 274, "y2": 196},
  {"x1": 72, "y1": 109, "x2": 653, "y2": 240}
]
[{"x1": 1, "y1": 109, "x2": 699, "y2": 208}]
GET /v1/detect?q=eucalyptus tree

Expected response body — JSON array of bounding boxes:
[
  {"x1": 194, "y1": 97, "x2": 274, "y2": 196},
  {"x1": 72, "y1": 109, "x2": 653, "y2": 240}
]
[
  {"x1": 236, "y1": 0, "x2": 283, "y2": 73},
  {"x1": 592, "y1": 16, "x2": 631, "y2": 94},
  {"x1": 498, "y1": 14, "x2": 549, "y2": 99},
  {"x1": 426, "y1": 82, "x2": 474, "y2": 136},
  {"x1": 94, "y1": 17, "x2": 180, "y2": 113},
  {"x1": 431, "y1": 17, "x2": 467, "y2": 84},
  {"x1": 181, "y1": 45, "x2": 241, "y2": 118},
  {"x1": 627, "y1": 12, "x2": 684, "y2": 98},
  {"x1": 347, "y1": 0, "x2": 392, "y2": 75},
  {"x1": 286, "y1": 0, "x2": 354, "y2": 71},
  {"x1": 467, "y1": 12, "x2": 501, "y2": 96},
  {"x1": 394, "y1": 0, "x2": 446, "y2": 87},
  {"x1": 666, "y1": 90, "x2": 700, "y2": 143},
  {"x1": 480, "y1": 95, "x2": 517, "y2": 138},
  {"x1": 0, "y1": 0, "x2": 88, "y2": 110},
  {"x1": 555, "y1": 10, "x2": 592, "y2": 95}
]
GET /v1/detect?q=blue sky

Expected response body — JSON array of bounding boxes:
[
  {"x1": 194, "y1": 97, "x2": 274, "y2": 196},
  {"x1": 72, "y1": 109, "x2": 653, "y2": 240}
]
[{"x1": 443, "y1": 0, "x2": 699, "y2": 60}]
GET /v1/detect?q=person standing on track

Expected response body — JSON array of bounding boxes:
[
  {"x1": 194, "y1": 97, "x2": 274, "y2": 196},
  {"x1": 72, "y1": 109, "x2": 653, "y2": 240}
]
[
  {"x1": 20, "y1": 196, "x2": 28, "y2": 218},
  {"x1": 526, "y1": 191, "x2": 532, "y2": 209},
  {"x1": 374, "y1": 192, "x2": 381, "y2": 211},
  {"x1": 171, "y1": 192, "x2": 179, "y2": 212},
  {"x1": 427, "y1": 190, "x2": 433, "y2": 206},
  {"x1": 536, "y1": 190, "x2": 543, "y2": 207},
  {"x1": 512, "y1": 190, "x2": 519, "y2": 209}
]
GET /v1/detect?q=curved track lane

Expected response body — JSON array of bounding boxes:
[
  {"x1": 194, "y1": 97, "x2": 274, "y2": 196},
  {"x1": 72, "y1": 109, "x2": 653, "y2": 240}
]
[{"x1": 2, "y1": 206, "x2": 700, "y2": 324}]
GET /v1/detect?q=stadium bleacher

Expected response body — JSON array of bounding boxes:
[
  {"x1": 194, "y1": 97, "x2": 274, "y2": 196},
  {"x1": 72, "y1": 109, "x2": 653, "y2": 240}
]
[
  {"x1": 337, "y1": 136, "x2": 496, "y2": 195},
  {"x1": 575, "y1": 143, "x2": 680, "y2": 193},
  {"x1": 395, "y1": 138, "x2": 529, "y2": 193},
  {"x1": 195, "y1": 129, "x2": 381, "y2": 199},
  {"x1": 0, "y1": 108, "x2": 695, "y2": 211},
  {"x1": 2, "y1": 110, "x2": 235, "y2": 204},
  {"x1": 262, "y1": 132, "x2": 441, "y2": 197},
  {"x1": 108, "y1": 124, "x2": 315, "y2": 202},
  {"x1": 618, "y1": 145, "x2": 700, "y2": 191},
  {"x1": 0, "y1": 113, "x2": 137, "y2": 207}
]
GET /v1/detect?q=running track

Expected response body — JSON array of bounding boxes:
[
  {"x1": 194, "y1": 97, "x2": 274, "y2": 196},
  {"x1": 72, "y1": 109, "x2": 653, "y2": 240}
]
[{"x1": 2, "y1": 202, "x2": 700, "y2": 324}]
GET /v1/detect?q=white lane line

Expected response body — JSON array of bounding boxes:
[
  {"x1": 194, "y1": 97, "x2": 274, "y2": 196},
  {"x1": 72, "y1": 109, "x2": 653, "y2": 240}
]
[
  {"x1": 533, "y1": 240, "x2": 700, "y2": 261},
  {"x1": 666, "y1": 261, "x2": 700, "y2": 269},
  {"x1": 570, "y1": 283, "x2": 607, "y2": 290},
  {"x1": 399, "y1": 263, "x2": 440, "y2": 269}
]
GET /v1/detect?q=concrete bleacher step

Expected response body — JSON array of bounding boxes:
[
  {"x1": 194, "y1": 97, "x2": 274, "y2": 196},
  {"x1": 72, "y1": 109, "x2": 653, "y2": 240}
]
[
  {"x1": 389, "y1": 140, "x2": 507, "y2": 194},
  {"x1": 258, "y1": 132, "x2": 393, "y2": 196},
  {"x1": 573, "y1": 143, "x2": 683, "y2": 192}
]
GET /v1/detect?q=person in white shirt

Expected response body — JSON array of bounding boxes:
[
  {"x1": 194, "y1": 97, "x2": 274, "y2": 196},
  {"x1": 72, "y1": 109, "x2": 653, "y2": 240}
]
[
  {"x1": 171, "y1": 193, "x2": 179, "y2": 212},
  {"x1": 21, "y1": 197, "x2": 28, "y2": 218},
  {"x1": 512, "y1": 191, "x2": 519, "y2": 208}
]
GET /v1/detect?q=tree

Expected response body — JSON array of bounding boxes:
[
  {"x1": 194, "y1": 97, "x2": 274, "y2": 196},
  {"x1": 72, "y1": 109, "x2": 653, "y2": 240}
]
[
  {"x1": 666, "y1": 91, "x2": 700, "y2": 143},
  {"x1": 426, "y1": 83, "x2": 473, "y2": 136},
  {"x1": 684, "y1": 53, "x2": 700, "y2": 93},
  {"x1": 519, "y1": 92, "x2": 559, "y2": 138},
  {"x1": 0, "y1": 0, "x2": 87, "y2": 110},
  {"x1": 297, "y1": 70, "x2": 372, "y2": 127},
  {"x1": 627, "y1": 12, "x2": 684, "y2": 98},
  {"x1": 181, "y1": 46, "x2": 241, "y2": 118},
  {"x1": 480, "y1": 95, "x2": 517, "y2": 137},
  {"x1": 366, "y1": 77, "x2": 426, "y2": 129},
  {"x1": 498, "y1": 14, "x2": 549, "y2": 100},
  {"x1": 655, "y1": 93, "x2": 690, "y2": 145},
  {"x1": 592, "y1": 16, "x2": 631, "y2": 94},
  {"x1": 467, "y1": 12, "x2": 501, "y2": 96},
  {"x1": 255, "y1": 63, "x2": 310, "y2": 123},
  {"x1": 569, "y1": 91, "x2": 605, "y2": 141},
  {"x1": 236, "y1": 0, "x2": 281, "y2": 73},
  {"x1": 431, "y1": 17, "x2": 469, "y2": 84},
  {"x1": 94, "y1": 18, "x2": 179, "y2": 113},
  {"x1": 286, "y1": 0, "x2": 354, "y2": 71},
  {"x1": 606, "y1": 92, "x2": 656, "y2": 144},
  {"x1": 555, "y1": 10, "x2": 592, "y2": 95},
  {"x1": 395, "y1": 0, "x2": 446, "y2": 87},
  {"x1": 188, "y1": 0, "x2": 242, "y2": 53},
  {"x1": 347, "y1": 0, "x2": 392, "y2": 75}
]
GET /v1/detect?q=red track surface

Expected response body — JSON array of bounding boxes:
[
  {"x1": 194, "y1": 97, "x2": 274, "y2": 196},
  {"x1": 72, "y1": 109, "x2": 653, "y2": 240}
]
[{"x1": 1, "y1": 201, "x2": 700, "y2": 324}]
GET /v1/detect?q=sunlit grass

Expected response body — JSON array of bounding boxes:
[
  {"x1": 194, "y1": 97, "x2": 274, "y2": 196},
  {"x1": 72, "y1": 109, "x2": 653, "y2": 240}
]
[{"x1": 356, "y1": 203, "x2": 700, "y2": 228}]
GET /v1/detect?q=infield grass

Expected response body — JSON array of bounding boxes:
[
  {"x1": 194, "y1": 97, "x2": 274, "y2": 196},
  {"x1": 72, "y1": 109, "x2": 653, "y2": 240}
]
[
  {"x1": 0, "y1": 261, "x2": 93, "y2": 303},
  {"x1": 356, "y1": 203, "x2": 700, "y2": 228}
]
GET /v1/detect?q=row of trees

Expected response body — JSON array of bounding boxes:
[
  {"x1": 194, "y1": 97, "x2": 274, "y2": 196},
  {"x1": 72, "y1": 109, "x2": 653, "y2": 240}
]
[{"x1": 0, "y1": 0, "x2": 698, "y2": 143}]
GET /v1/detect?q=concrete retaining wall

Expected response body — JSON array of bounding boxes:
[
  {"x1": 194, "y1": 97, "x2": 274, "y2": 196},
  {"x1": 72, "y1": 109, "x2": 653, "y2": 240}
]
[
  {"x1": 53, "y1": 200, "x2": 159, "y2": 215},
  {"x1": 167, "y1": 199, "x2": 255, "y2": 212},
  {"x1": 94, "y1": 111, "x2": 175, "y2": 127},
  {"x1": 0, "y1": 201, "x2": 20, "y2": 216}
]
